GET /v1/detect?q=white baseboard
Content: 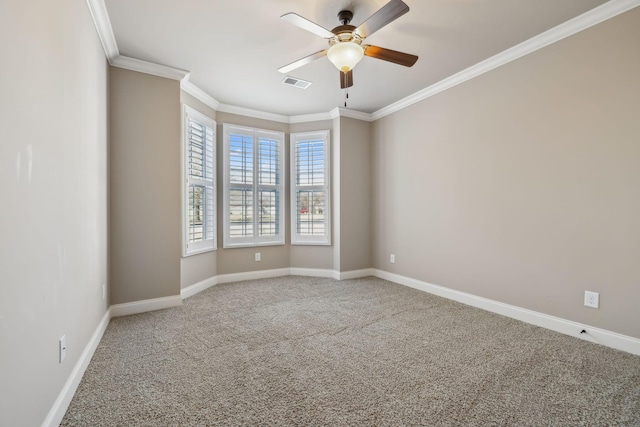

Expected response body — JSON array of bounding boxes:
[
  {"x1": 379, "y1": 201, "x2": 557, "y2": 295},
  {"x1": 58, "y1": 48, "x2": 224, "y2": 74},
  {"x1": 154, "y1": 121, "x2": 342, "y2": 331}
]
[
  {"x1": 290, "y1": 267, "x2": 336, "y2": 278},
  {"x1": 337, "y1": 268, "x2": 375, "y2": 280},
  {"x1": 289, "y1": 267, "x2": 374, "y2": 280},
  {"x1": 41, "y1": 309, "x2": 111, "y2": 427},
  {"x1": 110, "y1": 295, "x2": 182, "y2": 318},
  {"x1": 372, "y1": 269, "x2": 640, "y2": 357},
  {"x1": 181, "y1": 276, "x2": 218, "y2": 299},
  {"x1": 216, "y1": 268, "x2": 291, "y2": 284},
  {"x1": 180, "y1": 267, "x2": 374, "y2": 300},
  {"x1": 182, "y1": 269, "x2": 292, "y2": 300}
]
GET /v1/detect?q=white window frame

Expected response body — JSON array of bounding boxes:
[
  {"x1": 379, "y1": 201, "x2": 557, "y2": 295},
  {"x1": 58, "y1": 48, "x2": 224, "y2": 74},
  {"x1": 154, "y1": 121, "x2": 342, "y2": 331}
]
[
  {"x1": 182, "y1": 105, "x2": 216, "y2": 256},
  {"x1": 290, "y1": 130, "x2": 331, "y2": 245},
  {"x1": 223, "y1": 124, "x2": 285, "y2": 248}
]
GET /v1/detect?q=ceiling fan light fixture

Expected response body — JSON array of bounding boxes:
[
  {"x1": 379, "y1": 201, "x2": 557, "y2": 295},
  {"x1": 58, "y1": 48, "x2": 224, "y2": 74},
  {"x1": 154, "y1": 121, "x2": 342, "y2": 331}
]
[{"x1": 327, "y1": 42, "x2": 364, "y2": 72}]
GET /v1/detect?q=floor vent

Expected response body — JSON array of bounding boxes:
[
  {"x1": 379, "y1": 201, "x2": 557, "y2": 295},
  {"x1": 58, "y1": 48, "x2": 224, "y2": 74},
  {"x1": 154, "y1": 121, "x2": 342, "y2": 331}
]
[{"x1": 282, "y1": 76, "x2": 312, "y2": 89}]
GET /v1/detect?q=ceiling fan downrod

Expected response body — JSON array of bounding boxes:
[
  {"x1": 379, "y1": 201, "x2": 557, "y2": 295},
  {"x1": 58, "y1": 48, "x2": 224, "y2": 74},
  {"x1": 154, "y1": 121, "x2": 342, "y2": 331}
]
[{"x1": 337, "y1": 10, "x2": 353, "y2": 25}]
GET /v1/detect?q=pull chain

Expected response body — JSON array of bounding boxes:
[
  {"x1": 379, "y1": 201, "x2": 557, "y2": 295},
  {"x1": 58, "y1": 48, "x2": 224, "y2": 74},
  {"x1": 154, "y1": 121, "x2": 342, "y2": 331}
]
[{"x1": 344, "y1": 88, "x2": 349, "y2": 108}]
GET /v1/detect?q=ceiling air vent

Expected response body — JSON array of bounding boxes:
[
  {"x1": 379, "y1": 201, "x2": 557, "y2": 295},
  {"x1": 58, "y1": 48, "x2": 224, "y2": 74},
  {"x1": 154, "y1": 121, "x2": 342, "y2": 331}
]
[{"x1": 282, "y1": 76, "x2": 312, "y2": 89}]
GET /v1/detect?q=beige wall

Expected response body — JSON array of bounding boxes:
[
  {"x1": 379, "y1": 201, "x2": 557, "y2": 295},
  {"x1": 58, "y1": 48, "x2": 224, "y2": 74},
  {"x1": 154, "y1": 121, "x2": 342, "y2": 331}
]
[
  {"x1": 372, "y1": 8, "x2": 640, "y2": 339},
  {"x1": 339, "y1": 117, "x2": 373, "y2": 272},
  {"x1": 0, "y1": 0, "x2": 109, "y2": 425},
  {"x1": 110, "y1": 68, "x2": 181, "y2": 304}
]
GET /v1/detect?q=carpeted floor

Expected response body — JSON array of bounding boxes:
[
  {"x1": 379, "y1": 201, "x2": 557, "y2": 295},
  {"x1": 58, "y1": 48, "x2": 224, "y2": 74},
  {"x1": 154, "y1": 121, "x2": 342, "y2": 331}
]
[{"x1": 62, "y1": 276, "x2": 640, "y2": 426}]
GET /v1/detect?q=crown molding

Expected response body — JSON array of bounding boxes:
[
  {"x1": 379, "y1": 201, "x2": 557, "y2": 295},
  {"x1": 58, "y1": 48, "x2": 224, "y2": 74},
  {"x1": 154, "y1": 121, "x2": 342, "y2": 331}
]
[
  {"x1": 85, "y1": 0, "x2": 118, "y2": 62},
  {"x1": 371, "y1": 0, "x2": 640, "y2": 121},
  {"x1": 216, "y1": 104, "x2": 291, "y2": 124},
  {"x1": 289, "y1": 112, "x2": 334, "y2": 124},
  {"x1": 111, "y1": 55, "x2": 189, "y2": 81},
  {"x1": 86, "y1": 0, "x2": 188, "y2": 81},
  {"x1": 180, "y1": 77, "x2": 220, "y2": 110},
  {"x1": 213, "y1": 106, "x2": 371, "y2": 124},
  {"x1": 336, "y1": 107, "x2": 373, "y2": 122},
  {"x1": 87, "y1": 0, "x2": 639, "y2": 123},
  {"x1": 327, "y1": 107, "x2": 373, "y2": 122}
]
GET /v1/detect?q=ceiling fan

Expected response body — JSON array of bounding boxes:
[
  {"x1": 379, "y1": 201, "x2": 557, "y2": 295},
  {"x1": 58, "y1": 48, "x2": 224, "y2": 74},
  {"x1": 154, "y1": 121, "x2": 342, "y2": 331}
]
[{"x1": 278, "y1": 0, "x2": 418, "y2": 89}]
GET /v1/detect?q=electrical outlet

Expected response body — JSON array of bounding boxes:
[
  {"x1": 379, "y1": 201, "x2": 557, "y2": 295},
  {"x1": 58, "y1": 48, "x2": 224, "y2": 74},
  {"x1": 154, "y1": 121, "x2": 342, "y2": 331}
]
[
  {"x1": 390, "y1": 254, "x2": 395, "y2": 264},
  {"x1": 584, "y1": 291, "x2": 599, "y2": 309},
  {"x1": 59, "y1": 335, "x2": 66, "y2": 363},
  {"x1": 255, "y1": 252, "x2": 261, "y2": 262}
]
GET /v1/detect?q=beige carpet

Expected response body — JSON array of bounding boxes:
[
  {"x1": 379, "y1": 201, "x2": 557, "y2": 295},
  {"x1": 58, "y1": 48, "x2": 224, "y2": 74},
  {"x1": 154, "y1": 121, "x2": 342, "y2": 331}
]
[{"x1": 62, "y1": 276, "x2": 640, "y2": 426}]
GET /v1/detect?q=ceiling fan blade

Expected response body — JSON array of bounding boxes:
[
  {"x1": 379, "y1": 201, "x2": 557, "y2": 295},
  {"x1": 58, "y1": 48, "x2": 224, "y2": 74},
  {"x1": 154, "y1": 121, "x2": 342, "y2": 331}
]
[
  {"x1": 340, "y1": 70, "x2": 353, "y2": 89},
  {"x1": 364, "y1": 45, "x2": 418, "y2": 67},
  {"x1": 354, "y1": 0, "x2": 409, "y2": 39},
  {"x1": 278, "y1": 50, "x2": 328, "y2": 74},
  {"x1": 281, "y1": 13, "x2": 335, "y2": 39}
]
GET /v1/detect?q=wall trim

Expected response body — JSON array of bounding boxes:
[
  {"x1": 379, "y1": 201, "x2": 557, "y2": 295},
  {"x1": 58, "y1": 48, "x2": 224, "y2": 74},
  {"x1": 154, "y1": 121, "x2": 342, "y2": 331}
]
[
  {"x1": 110, "y1": 295, "x2": 182, "y2": 318},
  {"x1": 85, "y1": 0, "x2": 118, "y2": 62},
  {"x1": 331, "y1": 107, "x2": 374, "y2": 122},
  {"x1": 111, "y1": 55, "x2": 189, "y2": 81},
  {"x1": 180, "y1": 268, "x2": 377, "y2": 299},
  {"x1": 372, "y1": 269, "x2": 640, "y2": 357},
  {"x1": 290, "y1": 268, "x2": 336, "y2": 278},
  {"x1": 217, "y1": 104, "x2": 291, "y2": 124},
  {"x1": 41, "y1": 309, "x2": 111, "y2": 427},
  {"x1": 371, "y1": 0, "x2": 640, "y2": 121},
  {"x1": 338, "y1": 268, "x2": 375, "y2": 280},
  {"x1": 181, "y1": 77, "x2": 220, "y2": 110},
  {"x1": 181, "y1": 276, "x2": 218, "y2": 299},
  {"x1": 216, "y1": 268, "x2": 291, "y2": 284},
  {"x1": 289, "y1": 112, "x2": 334, "y2": 124}
]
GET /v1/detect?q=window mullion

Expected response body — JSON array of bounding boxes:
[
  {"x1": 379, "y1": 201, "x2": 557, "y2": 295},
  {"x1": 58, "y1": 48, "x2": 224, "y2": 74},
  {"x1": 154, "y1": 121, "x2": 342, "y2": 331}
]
[{"x1": 253, "y1": 130, "x2": 259, "y2": 241}]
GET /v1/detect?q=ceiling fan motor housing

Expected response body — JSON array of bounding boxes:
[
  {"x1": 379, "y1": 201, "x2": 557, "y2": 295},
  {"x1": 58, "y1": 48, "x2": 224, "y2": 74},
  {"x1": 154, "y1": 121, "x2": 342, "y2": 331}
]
[{"x1": 329, "y1": 25, "x2": 362, "y2": 45}]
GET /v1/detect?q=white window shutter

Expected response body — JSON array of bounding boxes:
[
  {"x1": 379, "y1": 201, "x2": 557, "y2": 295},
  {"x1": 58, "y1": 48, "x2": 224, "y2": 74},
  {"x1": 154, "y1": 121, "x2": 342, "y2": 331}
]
[
  {"x1": 183, "y1": 106, "x2": 216, "y2": 256},
  {"x1": 291, "y1": 130, "x2": 331, "y2": 245}
]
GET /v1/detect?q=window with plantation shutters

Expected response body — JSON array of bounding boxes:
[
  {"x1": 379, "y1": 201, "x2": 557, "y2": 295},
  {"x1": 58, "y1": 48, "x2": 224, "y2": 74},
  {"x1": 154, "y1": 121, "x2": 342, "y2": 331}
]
[
  {"x1": 223, "y1": 124, "x2": 285, "y2": 248},
  {"x1": 183, "y1": 106, "x2": 216, "y2": 256},
  {"x1": 291, "y1": 130, "x2": 331, "y2": 245}
]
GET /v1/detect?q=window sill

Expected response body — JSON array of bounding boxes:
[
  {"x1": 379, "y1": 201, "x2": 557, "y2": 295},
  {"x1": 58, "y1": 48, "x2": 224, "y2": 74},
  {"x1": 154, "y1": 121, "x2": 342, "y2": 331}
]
[
  {"x1": 222, "y1": 241, "x2": 286, "y2": 249},
  {"x1": 182, "y1": 247, "x2": 217, "y2": 257}
]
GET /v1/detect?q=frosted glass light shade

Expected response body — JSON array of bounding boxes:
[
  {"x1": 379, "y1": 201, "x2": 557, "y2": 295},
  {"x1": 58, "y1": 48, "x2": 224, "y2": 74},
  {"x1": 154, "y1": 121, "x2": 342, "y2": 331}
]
[{"x1": 327, "y1": 42, "x2": 364, "y2": 72}]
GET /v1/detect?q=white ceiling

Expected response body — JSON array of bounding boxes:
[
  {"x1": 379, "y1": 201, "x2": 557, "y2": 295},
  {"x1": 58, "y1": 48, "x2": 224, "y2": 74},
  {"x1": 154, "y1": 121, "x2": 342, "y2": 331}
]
[{"x1": 104, "y1": 0, "x2": 608, "y2": 116}]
